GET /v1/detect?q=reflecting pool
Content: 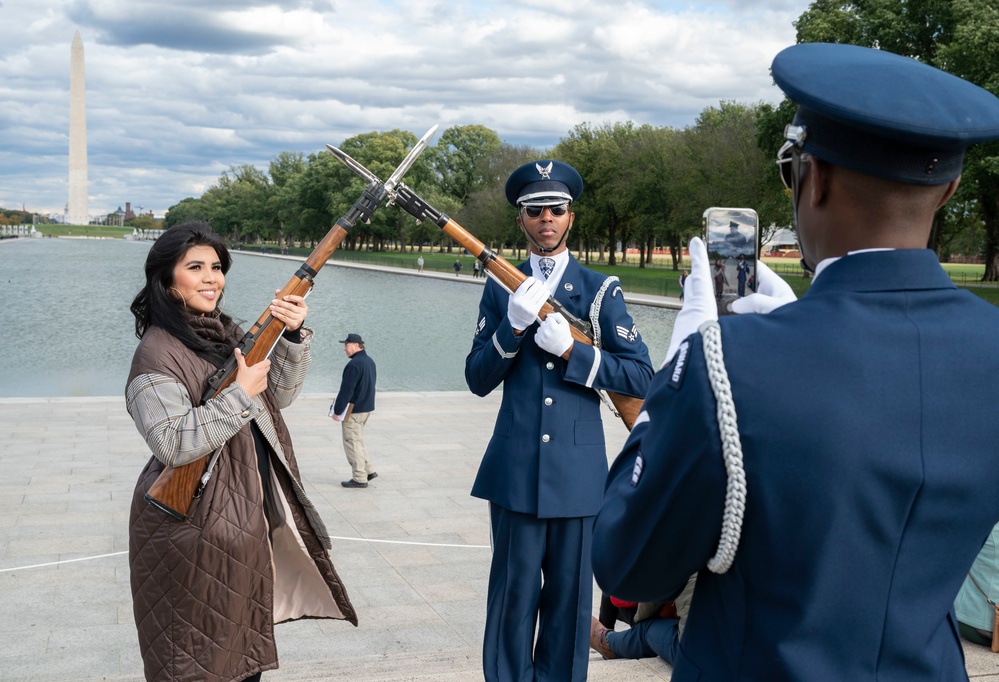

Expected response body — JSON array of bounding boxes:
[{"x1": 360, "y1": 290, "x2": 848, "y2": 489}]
[{"x1": 0, "y1": 239, "x2": 675, "y2": 397}]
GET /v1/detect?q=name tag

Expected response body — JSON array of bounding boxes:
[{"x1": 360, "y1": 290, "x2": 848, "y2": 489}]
[{"x1": 668, "y1": 340, "x2": 690, "y2": 389}]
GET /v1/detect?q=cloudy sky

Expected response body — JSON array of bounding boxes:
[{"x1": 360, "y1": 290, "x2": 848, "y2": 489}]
[{"x1": 0, "y1": 0, "x2": 810, "y2": 219}]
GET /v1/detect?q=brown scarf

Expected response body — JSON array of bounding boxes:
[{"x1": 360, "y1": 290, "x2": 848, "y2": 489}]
[{"x1": 188, "y1": 315, "x2": 235, "y2": 368}]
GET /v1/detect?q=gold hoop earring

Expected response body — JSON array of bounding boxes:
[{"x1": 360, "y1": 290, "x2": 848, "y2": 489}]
[
  {"x1": 168, "y1": 287, "x2": 189, "y2": 310},
  {"x1": 213, "y1": 289, "x2": 226, "y2": 318}
]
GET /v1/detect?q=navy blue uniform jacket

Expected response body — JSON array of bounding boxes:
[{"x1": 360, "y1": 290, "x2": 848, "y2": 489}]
[
  {"x1": 593, "y1": 250, "x2": 999, "y2": 681},
  {"x1": 466, "y1": 254, "x2": 653, "y2": 518},
  {"x1": 333, "y1": 350, "x2": 376, "y2": 415}
]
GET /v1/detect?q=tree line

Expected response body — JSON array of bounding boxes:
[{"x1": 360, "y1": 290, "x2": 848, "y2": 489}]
[
  {"x1": 164, "y1": 0, "x2": 999, "y2": 279},
  {"x1": 163, "y1": 111, "x2": 779, "y2": 270}
]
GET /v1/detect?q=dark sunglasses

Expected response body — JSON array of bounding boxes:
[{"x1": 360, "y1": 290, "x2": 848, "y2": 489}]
[{"x1": 521, "y1": 203, "x2": 569, "y2": 218}]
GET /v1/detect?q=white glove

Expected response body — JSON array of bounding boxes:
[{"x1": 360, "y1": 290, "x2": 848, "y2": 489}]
[
  {"x1": 535, "y1": 312, "x2": 573, "y2": 358},
  {"x1": 728, "y1": 260, "x2": 797, "y2": 315},
  {"x1": 507, "y1": 277, "x2": 548, "y2": 331},
  {"x1": 663, "y1": 237, "x2": 716, "y2": 369}
]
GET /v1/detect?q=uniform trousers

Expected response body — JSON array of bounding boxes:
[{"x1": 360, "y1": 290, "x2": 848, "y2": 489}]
[
  {"x1": 341, "y1": 411, "x2": 372, "y2": 483},
  {"x1": 484, "y1": 503, "x2": 593, "y2": 682}
]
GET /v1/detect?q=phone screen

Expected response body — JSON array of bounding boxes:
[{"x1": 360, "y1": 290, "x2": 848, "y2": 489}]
[{"x1": 702, "y1": 207, "x2": 760, "y2": 316}]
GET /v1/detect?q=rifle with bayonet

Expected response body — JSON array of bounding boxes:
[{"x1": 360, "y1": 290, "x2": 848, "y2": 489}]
[
  {"x1": 324, "y1": 144, "x2": 643, "y2": 430},
  {"x1": 144, "y1": 125, "x2": 438, "y2": 520}
]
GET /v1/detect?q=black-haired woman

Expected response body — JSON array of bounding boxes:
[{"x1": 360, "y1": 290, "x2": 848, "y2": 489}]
[{"x1": 126, "y1": 222, "x2": 356, "y2": 682}]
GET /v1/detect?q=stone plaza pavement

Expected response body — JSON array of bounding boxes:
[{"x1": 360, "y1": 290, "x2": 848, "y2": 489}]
[{"x1": 1, "y1": 393, "x2": 997, "y2": 681}]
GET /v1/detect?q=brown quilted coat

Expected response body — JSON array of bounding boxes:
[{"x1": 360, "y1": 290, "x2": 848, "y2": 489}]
[{"x1": 127, "y1": 325, "x2": 356, "y2": 682}]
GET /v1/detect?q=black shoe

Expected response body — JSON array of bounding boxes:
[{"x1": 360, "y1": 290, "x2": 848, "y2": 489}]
[
  {"x1": 341, "y1": 479, "x2": 368, "y2": 488},
  {"x1": 367, "y1": 472, "x2": 378, "y2": 481}
]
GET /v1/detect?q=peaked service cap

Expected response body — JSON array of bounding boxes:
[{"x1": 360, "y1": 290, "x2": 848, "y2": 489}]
[
  {"x1": 505, "y1": 160, "x2": 583, "y2": 207},
  {"x1": 772, "y1": 42, "x2": 999, "y2": 185}
]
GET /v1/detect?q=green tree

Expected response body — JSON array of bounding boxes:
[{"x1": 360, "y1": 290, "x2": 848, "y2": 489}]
[
  {"x1": 555, "y1": 122, "x2": 641, "y2": 266},
  {"x1": 425, "y1": 125, "x2": 502, "y2": 205},
  {"x1": 128, "y1": 213, "x2": 158, "y2": 231},
  {"x1": 754, "y1": 99, "x2": 797, "y2": 239},
  {"x1": 936, "y1": 0, "x2": 999, "y2": 280},
  {"x1": 458, "y1": 143, "x2": 539, "y2": 258},
  {"x1": 296, "y1": 150, "x2": 342, "y2": 247},
  {"x1": 654, "y1": 103, "x2": 774, "y2": 255},
  {"x1": 164, "y1": 197, "x2": 211, "y2": 228},
  {"x1": 624, "y1": 124, "x2": 686, "y2": 268},
  {"x1": 331, "y1": 129, "x2": 440, "y2": 251},
  {"x1": 794, "y1": 0, "x2": 999, "y2": 280},
  {"x1": 268, "y1": 151, "x2": 306, "y2": 247},
  {"x1": 204, "y1": 165, "x2": 274, "y2": 244}
]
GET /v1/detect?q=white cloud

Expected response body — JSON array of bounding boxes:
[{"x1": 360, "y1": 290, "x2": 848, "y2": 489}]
[{"x1": 0, "y1": 0, "x2": 807, "y2": 218}]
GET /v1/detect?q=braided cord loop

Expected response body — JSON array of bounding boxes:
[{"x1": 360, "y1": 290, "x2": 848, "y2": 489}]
[{"x1": 699, "y1": 320, "x2": 747, "y2": 574}]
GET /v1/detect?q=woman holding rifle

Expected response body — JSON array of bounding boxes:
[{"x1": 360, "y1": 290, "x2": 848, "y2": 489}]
[{"x1": 126, "y1": 221, "x2": 355, "y2": 682}]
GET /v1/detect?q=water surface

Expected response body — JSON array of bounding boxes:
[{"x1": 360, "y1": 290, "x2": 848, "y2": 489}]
[{"x1": 0, "y1": 239, "x2": 675, "y2": 397}]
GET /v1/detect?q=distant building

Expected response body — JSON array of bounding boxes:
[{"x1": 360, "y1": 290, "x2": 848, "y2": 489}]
[
  {"x1": 763, "y1": 227, "x2": 799, "y2": 254},
  {"x1": 109, "y1": 207, "x2": 126, "y2": 227}
]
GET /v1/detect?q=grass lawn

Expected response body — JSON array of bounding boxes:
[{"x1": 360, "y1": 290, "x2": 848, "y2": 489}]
[
  {"x1": 321, "y1": 246, "x2": 999, "y2": 306},
  {"x1": 33, "y1": 225, "x2": 133, "y2": 239}
]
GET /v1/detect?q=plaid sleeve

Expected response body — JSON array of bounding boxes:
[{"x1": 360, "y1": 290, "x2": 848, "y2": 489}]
[
  {"x1": 267, "y1": 326, "x2": 313, "y2": 409},
  {"x1": 125, "y1": 372, "x2": 263, "y2": 467}
]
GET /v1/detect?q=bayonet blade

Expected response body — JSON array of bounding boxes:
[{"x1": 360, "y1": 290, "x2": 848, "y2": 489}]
[
  {"x1": 325, "y1": 144, "x2": 380, "y2": 185},
  {"x1": 385, "y1": 124, "x2": 438, "y2": 191},
  {"x1": 326, "y1": 124, "x2": 438, "y2": 195}
]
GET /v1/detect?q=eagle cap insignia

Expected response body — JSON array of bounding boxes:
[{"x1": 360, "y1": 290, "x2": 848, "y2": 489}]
[{"x1": 536, "y1": 162, "x2": 553, "y2": 179}]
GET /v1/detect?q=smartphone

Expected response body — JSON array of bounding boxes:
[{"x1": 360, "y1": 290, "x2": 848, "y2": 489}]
[{"x1": 702, "y1": 207, "x2": 760, "y2": 316}]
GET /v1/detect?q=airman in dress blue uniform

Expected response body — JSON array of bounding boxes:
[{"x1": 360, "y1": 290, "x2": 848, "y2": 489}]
[
  {"x1": 593, "y1": 43, "x2": 999, "y2": 682},
  {"x1": 467, "y1": 160, "x2": 653, "y2": 681}
]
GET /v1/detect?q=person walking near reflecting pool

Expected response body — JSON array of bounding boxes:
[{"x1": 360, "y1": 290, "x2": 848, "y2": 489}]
[
  {"x1": 331, "y1": 333, "x2": 377, "y2": 488},
  {"x1": 126, "y1": 221, "x2": 356, "y2": 682},
  {"x1": 417, "y1": 255, "x2": 424, "y2": 272},
  {"x1": 453, "y1": 258, "x2": 462, "y2": 276},
  {"x1": 466, "y1": 160, "x2": 653, "y2": 681}
]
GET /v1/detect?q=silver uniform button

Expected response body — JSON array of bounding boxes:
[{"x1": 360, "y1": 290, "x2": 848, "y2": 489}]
[
  {"x1": 546, "y1": 361, "x2": 555, "y2": 370},
  {"x1": 541, "y1": 434, "x2": 550, "y2": 443},
  {"x1": 544, "y1": 397, "x2": 553, "y2": 406},
  {"x1": 564, "y1": 283, "x2": 573, "y2": 291}
]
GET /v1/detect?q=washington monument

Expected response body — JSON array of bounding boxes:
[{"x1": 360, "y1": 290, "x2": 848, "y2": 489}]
[{"x1": 68, "y1": 30, "x2": 88, "y2": 226}]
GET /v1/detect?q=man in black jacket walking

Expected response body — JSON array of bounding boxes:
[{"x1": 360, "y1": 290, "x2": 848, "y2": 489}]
[{"x1": 331, "y1": 333, "x2": 377, "y2": 488}]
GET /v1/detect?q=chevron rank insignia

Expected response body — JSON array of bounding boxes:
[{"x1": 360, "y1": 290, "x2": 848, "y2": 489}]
[
  {"x1": 616, "y1": 324, "x2": 638, "y2": 343},
  {"x1": 474, "y1": 316, "x2": 486, "y2": 338}
]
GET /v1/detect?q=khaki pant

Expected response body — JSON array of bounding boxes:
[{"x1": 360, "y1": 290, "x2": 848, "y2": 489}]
[{"x1": 342, "y1": 411, "x2": 372, "y2": 483}]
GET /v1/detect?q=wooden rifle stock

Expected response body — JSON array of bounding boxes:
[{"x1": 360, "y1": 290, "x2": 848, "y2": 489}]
[
  {"x1": 145, "y1": 183, "x2": 386, "y2": 520},
  {"x1": 392, "y1": 185, "x2": 643, "y2": 430}
]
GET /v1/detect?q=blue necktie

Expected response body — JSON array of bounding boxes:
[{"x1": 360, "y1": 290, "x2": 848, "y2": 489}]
[{"x1": 539, "y1": 258, "x2": 555, "y2": 280}]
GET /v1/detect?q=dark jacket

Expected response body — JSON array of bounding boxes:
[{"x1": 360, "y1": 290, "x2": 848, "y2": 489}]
[
  {"x1": 594, "y1": 249, "x2": 999, "y2": 681},
  {"x1": 333, "y1": 349, "x2": 376, "y2": 415}
]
